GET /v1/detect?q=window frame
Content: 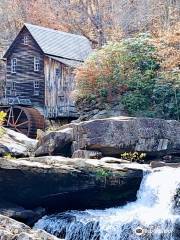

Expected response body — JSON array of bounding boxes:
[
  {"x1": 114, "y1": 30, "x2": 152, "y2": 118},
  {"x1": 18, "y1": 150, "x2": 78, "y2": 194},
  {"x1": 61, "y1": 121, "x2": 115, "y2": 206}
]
[
  {"x1": 11, "y1": 81, "x2": 16, "y2": 96},
  {"x1": 23, "y1": 35, "x2": 28, "y2": 45},
  {"x1": 55, "y1": 68, "x2": 61, "y2": 79},
  {"x1": 11, "y1": 58, "x2": 17, "y2": 74},
  {"x1": 12, "y1": 81, "x2": 16, "y2": 90},
  {"x1": 34, "y1": 57, "x2": 40, "y2": 72},
  {"x1": 55, "y1": 67, "x2": 62, "y2": 88},
  {"x1": 33, "y1": 80, "x2": 40, "y2": 96},
  {"x1": 34, "y1": 80, "x2": 40, "y2": 89}
]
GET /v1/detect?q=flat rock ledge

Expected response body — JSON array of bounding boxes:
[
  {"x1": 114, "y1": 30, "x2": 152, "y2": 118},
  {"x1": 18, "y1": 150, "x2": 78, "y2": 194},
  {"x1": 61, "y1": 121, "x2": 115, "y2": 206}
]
[
  {"x1": 0, "y1": 214, "x2": 58, "y2": 240},
  {"x1": 0, "y1": 156, "x2": 144, "y2": 211}
]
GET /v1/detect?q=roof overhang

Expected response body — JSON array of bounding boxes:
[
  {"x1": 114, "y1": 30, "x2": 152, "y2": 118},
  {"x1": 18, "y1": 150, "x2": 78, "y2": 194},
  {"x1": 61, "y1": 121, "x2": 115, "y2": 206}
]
[{"x1": 48, "y1": 55, "x2": 82, "y2": 68}]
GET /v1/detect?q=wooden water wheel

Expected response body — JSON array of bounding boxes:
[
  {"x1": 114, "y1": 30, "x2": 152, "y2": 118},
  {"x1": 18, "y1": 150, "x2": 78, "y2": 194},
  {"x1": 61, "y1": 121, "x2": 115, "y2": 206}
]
[{"x1": 2, "y1": 106, "x2": 45, "y2": 138}]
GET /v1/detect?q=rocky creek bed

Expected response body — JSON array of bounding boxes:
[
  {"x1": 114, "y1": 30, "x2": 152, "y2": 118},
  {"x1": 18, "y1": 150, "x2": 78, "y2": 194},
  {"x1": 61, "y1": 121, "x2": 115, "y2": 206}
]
[{"x1": 0, "y1": 116, "x2": 179, "y2": 239}]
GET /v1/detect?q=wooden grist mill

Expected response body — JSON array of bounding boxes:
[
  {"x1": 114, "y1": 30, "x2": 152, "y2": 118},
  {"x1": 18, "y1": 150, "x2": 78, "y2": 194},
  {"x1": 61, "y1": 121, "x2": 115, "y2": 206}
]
[{"x1": 0, "y1": 23, "x2": 92, "y2": 138}]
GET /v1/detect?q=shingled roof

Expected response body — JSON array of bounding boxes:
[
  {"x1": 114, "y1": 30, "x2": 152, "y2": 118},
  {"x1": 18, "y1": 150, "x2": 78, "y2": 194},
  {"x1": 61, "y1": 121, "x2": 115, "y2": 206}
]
[{"x1": 4, "y1": 23, "x2": 92, "y2": 62}]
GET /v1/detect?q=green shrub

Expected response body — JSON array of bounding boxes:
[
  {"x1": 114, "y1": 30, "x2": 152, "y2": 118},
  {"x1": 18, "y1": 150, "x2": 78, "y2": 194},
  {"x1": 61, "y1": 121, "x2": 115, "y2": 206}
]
[
  {"x1": 121, "y1": 92, "x2": 152, "y2": 116},
  {"x1": 99, "y1": 88, "x2": 108, "y2": 98},
  {"x1": 75, "y1": 34, "x2": 179, "y2": 120},
  {"x1": 153, "y1": 82, "x2": 180, "y2": 120},
  {"x1": 96, "y1": 169, "x2": 110, "y2": 179}
]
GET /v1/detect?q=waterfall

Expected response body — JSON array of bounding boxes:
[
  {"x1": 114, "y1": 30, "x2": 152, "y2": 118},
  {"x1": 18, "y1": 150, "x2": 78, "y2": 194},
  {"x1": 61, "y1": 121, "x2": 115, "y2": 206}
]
[{"x1": 34, "y1": 167, "x2": 180, "y2": 240}]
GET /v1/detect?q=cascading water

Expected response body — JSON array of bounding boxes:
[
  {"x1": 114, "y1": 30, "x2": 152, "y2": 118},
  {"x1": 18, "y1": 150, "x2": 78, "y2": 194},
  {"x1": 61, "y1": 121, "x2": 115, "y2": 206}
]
[{"x1": 34, "y1": 167, "x2": 180, "y2": 240}]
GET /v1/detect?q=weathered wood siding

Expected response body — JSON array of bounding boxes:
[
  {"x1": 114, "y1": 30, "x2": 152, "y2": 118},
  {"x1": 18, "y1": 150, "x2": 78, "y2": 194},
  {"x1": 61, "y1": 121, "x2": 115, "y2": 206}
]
[
  {"x1": 5, "y1": 28, "x2": 45, "y2": 108},
  {"x1": 0, "y1": 59, "x2": 5, "y2": 98},
  {"x1": 44, "y1": 56, "x2": 77, "y2": 118}
]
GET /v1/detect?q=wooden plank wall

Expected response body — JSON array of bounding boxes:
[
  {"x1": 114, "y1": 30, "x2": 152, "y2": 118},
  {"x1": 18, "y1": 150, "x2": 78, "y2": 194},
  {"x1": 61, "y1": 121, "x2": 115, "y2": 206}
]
[
  {"x1": 44, "y1": 56, "x2": 77, "y2": 118},
  {"x1": 0, "y1": 60, "x2": 5, "y2": 98},
  {"x1": 5, "y1": 29, "x2": 45, "y2": 108}
]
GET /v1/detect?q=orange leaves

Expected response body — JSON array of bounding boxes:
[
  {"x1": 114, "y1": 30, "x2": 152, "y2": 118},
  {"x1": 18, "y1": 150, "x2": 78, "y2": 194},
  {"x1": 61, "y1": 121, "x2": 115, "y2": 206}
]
[
  {"x1": 75, "y1": 42, "x2": 127, "y2": 99},
  {"x1": 152, "y1": 22, "x2": 180, "y2": 71},
  {"x1": 75, "y1": 60, "x2": 100, "y2": 96}
]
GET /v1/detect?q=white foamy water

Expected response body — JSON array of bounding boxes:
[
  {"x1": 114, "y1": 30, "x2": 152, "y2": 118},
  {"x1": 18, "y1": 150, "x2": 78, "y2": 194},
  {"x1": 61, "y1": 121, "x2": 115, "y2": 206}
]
[{"x1": 34, "y1": 167, "x2": 180, "y2": 240}]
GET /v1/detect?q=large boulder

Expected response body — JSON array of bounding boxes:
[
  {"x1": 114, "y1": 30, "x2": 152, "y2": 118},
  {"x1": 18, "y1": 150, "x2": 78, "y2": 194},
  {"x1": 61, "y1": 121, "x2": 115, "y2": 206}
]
[
  {"x1": 35, "y1": 128, "x2": 73, "y2": 157},
  {"x1": 72, "y1": 117, "x2": 180, "y2": 157},
  {"x1": 0, "y1": 127, "x2": 37, "y2": 157},
  {"x1": 0, "y1": 156, "x2": 143, "y2": 212},
  {"x1": 0, "y1": 214, "x2": 58, "y2": 240},
  {"x1": 35, "y1": 117, "x2": 180, "y2": 158}
]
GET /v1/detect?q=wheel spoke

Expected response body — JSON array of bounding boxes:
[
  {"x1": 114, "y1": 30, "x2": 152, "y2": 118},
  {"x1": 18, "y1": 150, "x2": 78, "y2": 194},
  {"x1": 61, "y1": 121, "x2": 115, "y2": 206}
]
[
  {"x1": 16, "y1": 120, "x2": 29, "y2": 127},
  {"x1": 4, "y1": 107, "x2": 32, "y2": 137},
  {"x1": 11, "y1": 107, "x2": 15, "y2": 125},
  {"x1": 7, "y1": 122, "x2": 14, "y2": 128},
  {"x1": 15, "y1": 110, "x2": 23, "y2": 125},
  {"x1": 7, "y1": 107, "x2": 12, "y2": 126},
  {"x1": 3, "y1": 106, "x2": 43, "y2": 138}
]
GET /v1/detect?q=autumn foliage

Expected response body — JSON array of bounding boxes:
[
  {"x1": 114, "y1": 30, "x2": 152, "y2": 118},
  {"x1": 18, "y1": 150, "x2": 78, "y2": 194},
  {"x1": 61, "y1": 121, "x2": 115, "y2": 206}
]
[
  {"x1": 75, "y1": 31, "x2": 180, "y2": 120},
  {"x1": 75, "y1": 34, "x2": 158, "y2": 98},
  {"x1": 0, "y1": 0, "x2": 179, "y2": 120},
  {"x1": 152, "y1": 22, "x2": 180, "y2": 72}
]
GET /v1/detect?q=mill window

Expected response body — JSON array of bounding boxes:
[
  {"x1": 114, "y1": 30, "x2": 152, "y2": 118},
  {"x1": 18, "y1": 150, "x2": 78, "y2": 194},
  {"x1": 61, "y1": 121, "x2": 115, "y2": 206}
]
[
  {"x1": 11, "y1": 58, "x2": 17, "y2": 73},
  {"x1": 34, "y1": 81, "x2": 40, "y2": 96},
  {"x1": 12, "y1": 82, "x2": 16, "y2": 90},
  {"x1": 34, "y1": 57, "x2": 40, "y2": 71},
  {"x1": 23, "y1": 35, "x2": 28, "y2": 45},
  {"x1": 34, "y1": 80, "x2": 39, "y2": 89},
  {"x1": 11, "y1": 82, "x2": 16, "y2": 96},
  {"x1": 55, "y1": 68, "x2": 62, "y2": 81}
]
